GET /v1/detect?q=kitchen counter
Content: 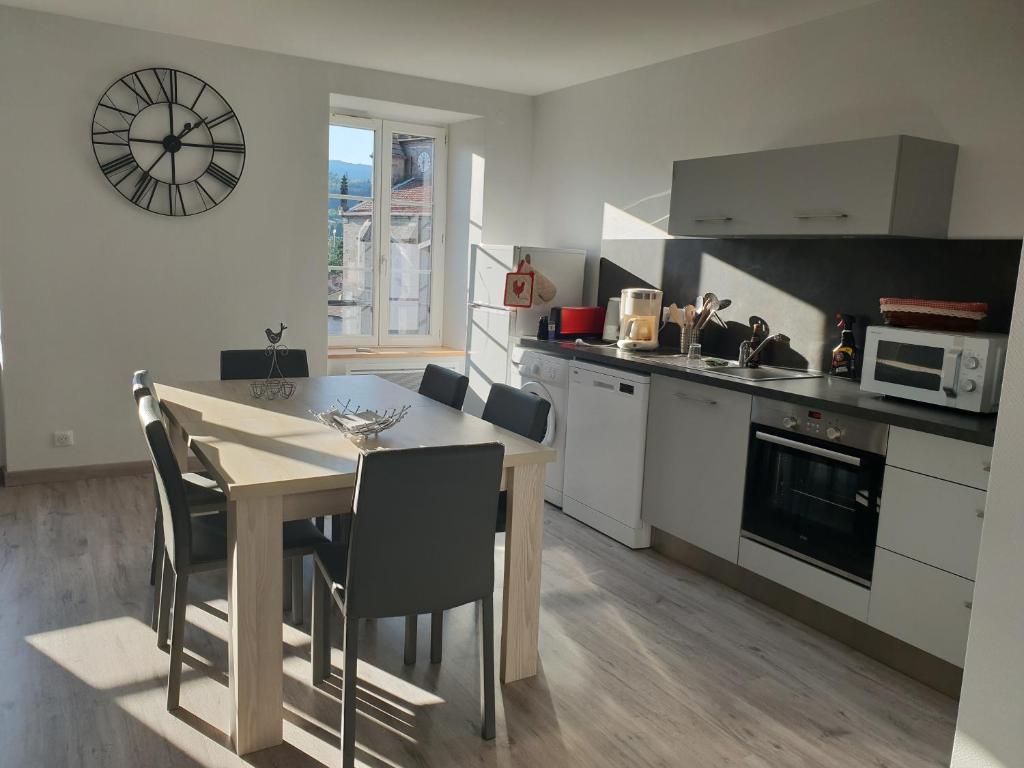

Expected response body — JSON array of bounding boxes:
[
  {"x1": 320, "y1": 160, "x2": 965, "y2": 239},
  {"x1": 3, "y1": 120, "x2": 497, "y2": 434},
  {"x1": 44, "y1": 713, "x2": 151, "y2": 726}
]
[{"x1": 519, "y1": 337, "x2": 998, "y2": 446}]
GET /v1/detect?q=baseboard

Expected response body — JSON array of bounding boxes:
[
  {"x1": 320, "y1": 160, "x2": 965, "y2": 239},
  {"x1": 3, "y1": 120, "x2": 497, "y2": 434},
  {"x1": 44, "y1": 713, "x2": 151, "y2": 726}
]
[
  {"x1": 2, "y1": 457, "x2": 204, "y2": 487},
  {"x1": 651, "y1": 528, "x2": 964, "y2": 699}
]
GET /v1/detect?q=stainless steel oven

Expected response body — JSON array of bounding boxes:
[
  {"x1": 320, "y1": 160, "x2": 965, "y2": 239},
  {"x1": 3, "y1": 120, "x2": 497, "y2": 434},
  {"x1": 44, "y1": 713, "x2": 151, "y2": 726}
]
[{"x1": 741, "y1": 398, "x2": 889, "y2": 586}]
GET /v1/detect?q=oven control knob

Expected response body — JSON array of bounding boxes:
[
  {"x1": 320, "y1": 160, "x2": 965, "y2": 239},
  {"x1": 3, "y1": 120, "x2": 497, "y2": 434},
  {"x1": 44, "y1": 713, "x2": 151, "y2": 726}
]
[
  {"x1": 960, "y1": 379, "x2": 977, "y2": 393},
  {"x1": 782, "y1": 416, "x2": 799, "y2": 430},
  {"x1": 826, "y1": 426, "x2": 843, "y2": 441},
  {"x1": 964, "y1": 356, "x2": 980, "y2": 370}
]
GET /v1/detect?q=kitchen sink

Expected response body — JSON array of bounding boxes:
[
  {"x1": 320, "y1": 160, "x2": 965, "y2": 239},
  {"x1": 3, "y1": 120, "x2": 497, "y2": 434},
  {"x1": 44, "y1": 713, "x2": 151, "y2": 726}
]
[{"x1": 706, "y1": 365, "x2": 823, "y2": 382}]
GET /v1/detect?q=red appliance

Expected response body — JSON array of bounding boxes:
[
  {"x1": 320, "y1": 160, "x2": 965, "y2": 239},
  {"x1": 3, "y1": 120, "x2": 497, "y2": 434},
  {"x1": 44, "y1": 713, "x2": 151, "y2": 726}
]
[{"x1": 550, "y1": 306, "x2": 606, "y2": 339}]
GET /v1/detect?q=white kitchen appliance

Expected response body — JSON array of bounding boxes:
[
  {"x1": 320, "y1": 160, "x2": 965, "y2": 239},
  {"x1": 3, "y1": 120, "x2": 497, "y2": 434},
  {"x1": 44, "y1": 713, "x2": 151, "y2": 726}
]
[
  {"x1": 617, "y1": 288, "x2": 663, "y2": 351},
  {"x1": 563, "y1": 361, "x2": 651, "y2": 548},
  {"x1": 602, "y1": 297, "x2": 621, "y2": 341},
  {"x1": 860, "y1": 326, "x2": 1008, "y2": 413},
  {"x1": 466, "y1": 245, "x2": 585, "y2": 416},
  {"x1": 516, "y1": 349, "x2": 570, "y2": 506}
]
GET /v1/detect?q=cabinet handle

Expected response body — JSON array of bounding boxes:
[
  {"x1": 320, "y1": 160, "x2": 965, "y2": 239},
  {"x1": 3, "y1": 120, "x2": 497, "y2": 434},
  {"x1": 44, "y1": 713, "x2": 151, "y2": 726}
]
[
  {"x1": 674, "y1": 391, "x2": 717, "y2": 406},
  {"x1": 793, "y1": 210, "x2": 849, "y2": 220},
  {"x1": 964, "y1": 601, "x2": 973, "y2": 610},
  {"x1": 693, "y1": 215, "x2": 733, "y2": 224},
  {"x1": 982, "y1": 461, "x2": 992, "y2": 473},
  {"x1": 976, "y1": 509, "x2": 985, "y2": 519}
]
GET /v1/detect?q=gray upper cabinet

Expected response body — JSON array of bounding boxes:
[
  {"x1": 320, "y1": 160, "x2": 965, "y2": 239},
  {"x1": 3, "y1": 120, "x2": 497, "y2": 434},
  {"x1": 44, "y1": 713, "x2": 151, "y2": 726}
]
[{"x1": 668, "y1": 135, "x2": 959, "y2": 238}]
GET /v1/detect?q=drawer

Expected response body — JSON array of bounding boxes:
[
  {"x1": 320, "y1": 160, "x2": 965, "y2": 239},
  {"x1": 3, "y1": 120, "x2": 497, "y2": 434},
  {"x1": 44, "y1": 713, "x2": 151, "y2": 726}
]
[
  {"x1": 887, "y1": 427, "x2": 992, "y2": 490},
  {"x1": 878, "y1": 466, "x2": 986, "y2": 579},
  {"x1": 739, "y1": 538, "x2": 870, "y2": 620},
  {"x1": 868, "y1": 548, "x2": 975, "y2": 666}
]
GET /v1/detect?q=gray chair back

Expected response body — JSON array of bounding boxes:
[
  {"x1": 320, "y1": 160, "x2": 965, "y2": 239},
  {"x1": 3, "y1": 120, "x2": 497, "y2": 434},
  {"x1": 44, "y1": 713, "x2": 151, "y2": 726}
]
[
  {"x1": 220, "y1": 349, "x2": 309, "y2": 380},
  {"x1": 344, "y1": 444, "x2": 505, "y2": 619},
  {"x1": 482, "y1": 383, "x2": 550, "y2": 442},
  {"x1": 137, "y1": 394, "x2": 193, "y2": 572},
  {"x1": 132, "y1": 369, "x2": 153, "y2": 403},
  {"x1": 418, "y1": 364, "x2": 469, "y2": 410}
]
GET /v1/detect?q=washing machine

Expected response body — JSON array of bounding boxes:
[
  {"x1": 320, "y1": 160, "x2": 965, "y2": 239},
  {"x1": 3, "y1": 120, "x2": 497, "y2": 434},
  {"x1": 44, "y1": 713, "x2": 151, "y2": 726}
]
[{"x1": 515, "y1": 348, "x2": 569, "y2": 507}]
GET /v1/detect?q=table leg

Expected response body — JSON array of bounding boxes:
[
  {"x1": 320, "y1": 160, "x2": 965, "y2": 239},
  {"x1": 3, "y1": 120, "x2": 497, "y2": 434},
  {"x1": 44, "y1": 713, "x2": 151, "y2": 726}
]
[
  {"x1": 227, "y1": 496, "x2": 284, "y2": 754},
  {"x1": 500, "y1": 462, "x2": 545, "y2": 683}
]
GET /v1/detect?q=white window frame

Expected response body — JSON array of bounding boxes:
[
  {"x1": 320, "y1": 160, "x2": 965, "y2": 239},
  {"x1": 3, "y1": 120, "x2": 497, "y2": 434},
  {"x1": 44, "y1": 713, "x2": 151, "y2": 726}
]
[{"x1": 328, "y1": 114, "x2": 447, "y2": 348}]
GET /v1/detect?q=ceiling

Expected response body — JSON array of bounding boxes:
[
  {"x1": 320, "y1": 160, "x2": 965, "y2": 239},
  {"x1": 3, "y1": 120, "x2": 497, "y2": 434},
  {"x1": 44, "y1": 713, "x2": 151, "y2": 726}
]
[{"x1": 8, "y1": 0, "x2": 880, "y2": 95}]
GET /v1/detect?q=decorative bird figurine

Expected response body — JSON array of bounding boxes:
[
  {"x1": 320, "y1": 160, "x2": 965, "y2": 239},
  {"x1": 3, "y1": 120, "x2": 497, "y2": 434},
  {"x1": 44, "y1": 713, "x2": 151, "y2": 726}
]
[{"x1": 265, "y1": 323, "x2": 287, "y2": 345}]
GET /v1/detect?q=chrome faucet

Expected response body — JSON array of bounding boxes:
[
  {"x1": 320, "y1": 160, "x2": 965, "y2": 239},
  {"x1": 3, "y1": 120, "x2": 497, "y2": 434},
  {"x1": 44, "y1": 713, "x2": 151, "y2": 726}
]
[{"x1": 738, "y1": 333, "x2": 790, "y2": 368}]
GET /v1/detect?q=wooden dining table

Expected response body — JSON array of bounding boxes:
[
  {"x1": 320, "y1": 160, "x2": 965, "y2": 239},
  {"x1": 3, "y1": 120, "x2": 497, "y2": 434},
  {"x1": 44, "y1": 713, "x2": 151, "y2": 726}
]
[{"x1": 152, "y1": 375, "x2": 555, "y2": 755}]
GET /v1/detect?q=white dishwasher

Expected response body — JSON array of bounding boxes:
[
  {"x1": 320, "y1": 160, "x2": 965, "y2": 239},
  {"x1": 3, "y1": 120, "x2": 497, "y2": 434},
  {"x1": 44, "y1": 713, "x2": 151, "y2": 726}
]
[{"x1": 563, "y1": 361, "x2": 651, "y2": 548}]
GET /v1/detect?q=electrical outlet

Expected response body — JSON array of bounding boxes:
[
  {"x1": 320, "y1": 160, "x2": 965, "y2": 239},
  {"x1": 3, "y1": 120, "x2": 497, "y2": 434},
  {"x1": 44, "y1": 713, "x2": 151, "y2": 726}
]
[{"x1": 53, "y1": 430, "x2": 74, "y2": 447}]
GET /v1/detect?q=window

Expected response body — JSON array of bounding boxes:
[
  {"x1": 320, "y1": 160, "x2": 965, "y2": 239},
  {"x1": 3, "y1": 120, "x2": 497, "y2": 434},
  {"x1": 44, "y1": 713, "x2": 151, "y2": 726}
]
[{"x1": 328, "y1": 116, "x2": 446, "y2": 346}]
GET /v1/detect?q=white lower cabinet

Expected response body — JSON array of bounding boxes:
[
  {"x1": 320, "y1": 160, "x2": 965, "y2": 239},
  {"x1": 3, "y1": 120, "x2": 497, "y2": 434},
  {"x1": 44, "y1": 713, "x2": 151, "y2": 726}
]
[
  {"x1": 877, "y1": 466, "x2": 986, "y2": 580},
  {"x1": 886, "y1": 427, "x2": 992, "y2": 490},
  {"x1": 641, "y1": 375, "x2": 752, "y2": 562},
  {"x1": 868, "y1": 547, "x2": 975, "y2": 666},
  {"x1": 739, "y1": 539, "x2": 870, "y2": 620}
]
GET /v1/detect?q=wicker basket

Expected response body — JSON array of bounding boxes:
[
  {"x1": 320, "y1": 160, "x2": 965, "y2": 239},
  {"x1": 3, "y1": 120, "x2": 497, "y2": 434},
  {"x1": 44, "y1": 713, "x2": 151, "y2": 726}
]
[{"x1": 880, "y1": 298, "x2": 987, "y2": 332}]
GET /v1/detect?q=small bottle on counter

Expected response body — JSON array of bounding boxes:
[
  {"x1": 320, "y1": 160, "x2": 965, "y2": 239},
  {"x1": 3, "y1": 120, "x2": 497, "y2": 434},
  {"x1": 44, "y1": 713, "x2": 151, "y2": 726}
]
[
  {"x1": 829, "y1": 313, "x2": 858, "y2": 378},
  {"x1": 537, "y1": 316, "x2": 549, "y2": 341}
]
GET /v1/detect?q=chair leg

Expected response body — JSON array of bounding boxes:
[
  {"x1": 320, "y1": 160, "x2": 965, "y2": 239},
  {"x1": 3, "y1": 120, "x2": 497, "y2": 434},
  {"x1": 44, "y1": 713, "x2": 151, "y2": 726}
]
[
  {"x1": 430, "y1": 611, "x2": 443, "y2": 664},
  {"x1": 403, "y1": 615, "x2": 417, "y2": 665},
  {"x1": 481, "y1": 597, "x2": 496, "y2": 740},
  {"x1": 166, "y1": 571, "x2": 189, "y2": 711},
  {"x1": 311, "y1": 567, "x2": 330, "y2": 684},
  {"x1": 290, "y1": 556, "x2": 304, "y2": 626},
  {"x1": 155, "y1": 554, "x2": 173, "y2": 645},
  {"x1": 314, "y1": 516, "x2": 325, "y2": 533},
  {"x1": 341, "y1": 615, "x2": 359, "y2": 768}
]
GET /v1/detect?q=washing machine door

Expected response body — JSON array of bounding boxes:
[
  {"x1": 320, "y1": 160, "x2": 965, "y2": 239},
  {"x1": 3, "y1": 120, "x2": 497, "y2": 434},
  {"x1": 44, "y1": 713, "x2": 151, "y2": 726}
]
[{"x1": 520, "y1": 381, "x2": 556, "y2": 447}]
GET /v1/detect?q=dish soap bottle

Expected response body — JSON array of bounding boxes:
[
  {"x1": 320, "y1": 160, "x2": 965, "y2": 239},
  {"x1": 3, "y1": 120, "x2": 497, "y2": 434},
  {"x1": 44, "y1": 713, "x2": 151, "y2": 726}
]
[{"x1": 829, "y1": 313, "x2": 857, "y2": 378}]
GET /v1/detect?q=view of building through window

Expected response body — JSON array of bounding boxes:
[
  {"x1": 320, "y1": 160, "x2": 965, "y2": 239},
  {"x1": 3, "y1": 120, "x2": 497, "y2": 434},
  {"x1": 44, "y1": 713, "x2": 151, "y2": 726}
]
[{"x1": 328, "y1": 120, "x2": 441, "y2": 343}]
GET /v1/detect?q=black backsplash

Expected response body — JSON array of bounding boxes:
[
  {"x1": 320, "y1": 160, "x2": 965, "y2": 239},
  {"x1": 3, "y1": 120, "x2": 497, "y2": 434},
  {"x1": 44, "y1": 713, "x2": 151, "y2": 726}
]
[{"x1": 598, "y1": 238, "x2": 1022, "y2": 371}]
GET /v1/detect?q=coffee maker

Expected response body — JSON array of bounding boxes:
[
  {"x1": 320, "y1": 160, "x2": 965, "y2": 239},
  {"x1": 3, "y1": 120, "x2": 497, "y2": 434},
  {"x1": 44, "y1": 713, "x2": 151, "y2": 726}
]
[{"x1": 617, "y1": 288, "x2": 663, "y2": 351}]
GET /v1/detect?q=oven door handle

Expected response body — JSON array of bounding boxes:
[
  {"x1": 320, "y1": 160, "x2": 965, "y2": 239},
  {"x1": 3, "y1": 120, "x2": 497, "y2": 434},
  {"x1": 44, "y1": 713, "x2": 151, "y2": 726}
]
[{"x1": 754, "y1": 431, "x2": 862, "y2": 467}]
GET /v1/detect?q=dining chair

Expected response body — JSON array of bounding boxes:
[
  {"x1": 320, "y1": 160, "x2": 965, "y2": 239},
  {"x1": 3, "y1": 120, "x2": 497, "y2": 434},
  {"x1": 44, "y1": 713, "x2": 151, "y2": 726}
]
[
  {"x1": 309, "y1": 443, "x2": 505, "y2": 766},
  {"x1": 417, "y1": 363, "x2": 469, "y2": 410},
  {"x1": 137, "y1": 393, "x2": 329, "y2": 710},
  {"x1": 407, "y1": 382, "x2": 550, "y2": 665},
  {"x1": 219, "y1": 348, "x2": 309, "y2": 380},
  {"x1": 133, "y1": 371, "x2": 226, "y2": 600},
  {"x1": 218, "y1": 349, "x2": 317, "y2": 622}
]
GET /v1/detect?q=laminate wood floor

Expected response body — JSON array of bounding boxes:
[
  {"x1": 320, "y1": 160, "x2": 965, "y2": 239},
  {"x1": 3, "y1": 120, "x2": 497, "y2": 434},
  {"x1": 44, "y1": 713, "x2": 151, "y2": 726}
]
[{"x1": 0, "y1": 475, "x2": 957, "y2": 767}]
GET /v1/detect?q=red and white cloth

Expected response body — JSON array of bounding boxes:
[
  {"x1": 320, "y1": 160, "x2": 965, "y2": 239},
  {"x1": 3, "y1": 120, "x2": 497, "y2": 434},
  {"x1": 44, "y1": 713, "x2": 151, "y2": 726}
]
[{"x1": 880, "y1": 298, "x2": 988, "y2": 321}]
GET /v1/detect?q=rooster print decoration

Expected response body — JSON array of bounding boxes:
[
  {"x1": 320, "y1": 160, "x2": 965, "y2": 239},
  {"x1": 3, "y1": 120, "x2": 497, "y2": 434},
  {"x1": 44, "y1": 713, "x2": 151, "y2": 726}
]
[{"x1": 503, "y1": 261, "x2": 535, "y2": 308}]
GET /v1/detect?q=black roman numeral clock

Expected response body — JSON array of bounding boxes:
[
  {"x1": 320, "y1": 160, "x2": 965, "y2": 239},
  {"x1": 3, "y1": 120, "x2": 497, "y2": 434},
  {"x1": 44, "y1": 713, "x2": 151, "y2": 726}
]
[{"x1": 91, "y1": 68, "x2": 245, "y2": 216}]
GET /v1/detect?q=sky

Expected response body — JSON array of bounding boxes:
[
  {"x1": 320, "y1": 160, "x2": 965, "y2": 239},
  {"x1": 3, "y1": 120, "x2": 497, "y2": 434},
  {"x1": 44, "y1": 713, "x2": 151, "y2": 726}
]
[{"x1": 328, "y1": 124, "x2": 374, "y2": 165}]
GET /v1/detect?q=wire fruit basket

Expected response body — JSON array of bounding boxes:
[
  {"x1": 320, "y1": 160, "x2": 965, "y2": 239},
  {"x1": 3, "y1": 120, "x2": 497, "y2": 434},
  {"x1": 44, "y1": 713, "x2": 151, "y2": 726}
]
[{"x1": 311, "y1": 398, "x2": 411, "y2": 440}]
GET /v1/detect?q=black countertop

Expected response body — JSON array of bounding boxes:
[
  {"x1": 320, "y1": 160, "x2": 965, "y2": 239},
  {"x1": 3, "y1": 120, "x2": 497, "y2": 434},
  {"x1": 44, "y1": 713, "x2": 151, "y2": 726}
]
[{"x1": 518, "y1": 337, "x2": 998, "y2": 446}]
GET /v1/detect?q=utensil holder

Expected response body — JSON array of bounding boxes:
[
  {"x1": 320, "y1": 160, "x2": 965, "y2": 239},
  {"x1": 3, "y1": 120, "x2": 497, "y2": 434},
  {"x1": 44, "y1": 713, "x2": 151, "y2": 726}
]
[{"x1": 680, "y1": 327, "x2": 701, "y2": 355}]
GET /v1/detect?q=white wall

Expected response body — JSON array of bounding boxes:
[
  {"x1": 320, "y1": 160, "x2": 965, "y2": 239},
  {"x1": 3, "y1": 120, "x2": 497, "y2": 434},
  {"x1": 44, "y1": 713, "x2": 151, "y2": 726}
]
[
  {"x1": 0, "y1": 5, "x2": 532, "y2": 472},
  {"x1": 953, "y1": 242, "x2": 1024, "y2": 766},
  {"x1": 528, "y1": 0, "x2": 1024, "y2": 300}
]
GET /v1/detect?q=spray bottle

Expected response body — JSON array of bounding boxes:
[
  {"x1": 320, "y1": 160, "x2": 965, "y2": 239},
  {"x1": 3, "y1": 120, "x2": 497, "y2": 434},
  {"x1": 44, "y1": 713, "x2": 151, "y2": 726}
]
[{"x1": 829, "y1": 313, "x2": 857, "y2": 378}]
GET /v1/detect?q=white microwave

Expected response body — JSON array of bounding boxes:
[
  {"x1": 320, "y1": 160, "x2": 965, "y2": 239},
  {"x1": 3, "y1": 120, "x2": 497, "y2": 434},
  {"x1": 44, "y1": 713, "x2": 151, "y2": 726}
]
[{"x1": 860, "y1": 326, "x2": 1008, "y2": 413}]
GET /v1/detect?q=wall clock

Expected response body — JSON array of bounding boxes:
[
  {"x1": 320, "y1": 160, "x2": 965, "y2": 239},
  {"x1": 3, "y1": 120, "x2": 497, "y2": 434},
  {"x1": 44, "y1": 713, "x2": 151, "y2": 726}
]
[{"x1": 91, "y1": 68, "x2": 245, "y2": 216}]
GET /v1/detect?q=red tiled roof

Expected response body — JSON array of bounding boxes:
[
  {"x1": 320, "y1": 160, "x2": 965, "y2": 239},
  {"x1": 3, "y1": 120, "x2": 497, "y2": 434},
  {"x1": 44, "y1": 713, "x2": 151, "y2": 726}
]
[{"x1": 347, "y1": 176, "x2": 431, "y2": 216}]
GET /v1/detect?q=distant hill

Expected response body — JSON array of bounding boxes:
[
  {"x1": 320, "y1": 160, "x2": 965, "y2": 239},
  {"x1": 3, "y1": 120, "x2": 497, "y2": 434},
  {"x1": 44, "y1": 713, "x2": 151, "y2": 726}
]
[
  {"x1": 328, "y1": 160, "x2": 372, "y2": 181},
  {"x1": 328, "y1": 159, "x2": 372, "y2": 198}
]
